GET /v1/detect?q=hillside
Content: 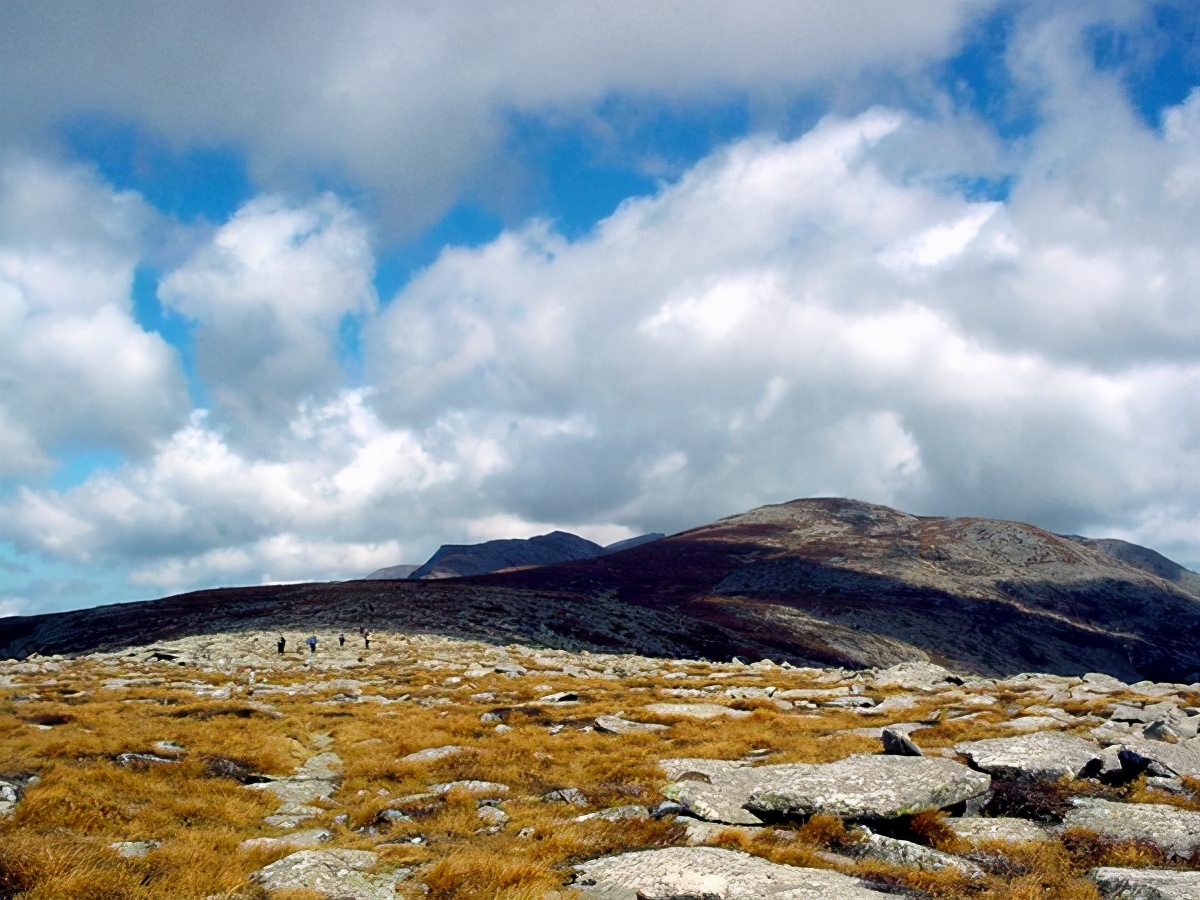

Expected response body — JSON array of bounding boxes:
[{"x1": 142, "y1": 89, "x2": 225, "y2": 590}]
[{"x1": 3, "y1": 498, "x2": 1198, "y2": 682}]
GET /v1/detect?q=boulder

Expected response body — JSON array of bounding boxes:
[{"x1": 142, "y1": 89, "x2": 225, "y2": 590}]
[
  {"x1": 1063, "y1": 799, "x2": 1200, "y2": 859},
  {"x1": 399, "y1": 745, "x2": 465, "y2": 764},
  {"x1": 1113, "y1": 735, "x2": 1200, "y2": 778},
  {"x1": 572, "y1": 846, "x2": 896, "y2": 899},
  {"x1": 1091, "y1": 867, "x2": 1200, "y2": 899},
  {"x1": 253, "y1": 849, "x2": 409, "y2": 900},
  {"x1": 574, "y1": 805, "x2": 650, "y2": 823},
  {"x1": 663, "y1": 754, "x2": 989, "y2": 825},
  {"x1": 594, "y1": 715, "x2": 669, "y2": 735},
  {"x1": 881, "y1": 726, "x2": 922, "y2": 756},
  {"x1": 954, "y1": 731, "x2": 1102, "y2": 779},
  {"x1": 239, "y1": 828, "x2": 332, "y2": 852},
  {"x1": 857, "y1": 827, "x2": 982, "y2": 876},
  {"x1": 872, "y1": 661, "x2": 962, "y2": 692},
  {"x1": 427, "y1": 780, "x2": 509, "y2": 796},
  {"x1": 945, "y1": 817, "x2": 1051, "y2": 844},
  {"x1": 642, "y1": 703, "x2": 751, "y2": 720}
]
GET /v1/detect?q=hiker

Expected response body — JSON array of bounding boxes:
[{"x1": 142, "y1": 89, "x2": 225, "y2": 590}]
[
  {"x1": 363, "y1": 630, "x2": 370, "y2": 650},
  {"x1": 306, "y1": 635, "x2": 318, "y2": 654},
  {"x1": 338, "y1": 632, "x2": 345, "y2": 647},
  {"x1": 277, "y1": 635, "x2": 286, "y2": 654}
]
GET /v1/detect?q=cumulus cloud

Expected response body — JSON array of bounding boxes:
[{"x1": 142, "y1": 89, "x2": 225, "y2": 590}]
[
  {"x1": 158, "y1": 194, "x2": 376, "y2": 441},
  {"x1": 0, "y1": 156, "x2": 188, "y2": 474},
  {"x1": 0, "y1": 1, "x2": 988, "y2": 229}
]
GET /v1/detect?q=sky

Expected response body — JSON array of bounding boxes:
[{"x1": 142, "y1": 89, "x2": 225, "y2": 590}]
[{"x1": 2, "y1": 1, "x2": 1200, "y2": 618}]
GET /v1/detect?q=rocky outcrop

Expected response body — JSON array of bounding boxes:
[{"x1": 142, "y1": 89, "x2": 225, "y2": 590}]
[
  {"x1": 954, "y1": 731, "x2": 1103, "y2": 779},
  {"x1": 660, "y1": 754, "x2": 990, "y2": 825},
  {"x1": 409, "y1": 531, "x2": 604, "y2": 579},
  {"x1": 1091, "y1": 867, "x2": 1200, "y2": 899},
  {"x1": 1063, "y1": 799, "x2": 1200, "y2": 859},
  {"x1": 252, "y1": 849, "x2": 408, "y2": 899},
  {"x1": 572, "y1": 846, "x2": 895, "y2": 899}
]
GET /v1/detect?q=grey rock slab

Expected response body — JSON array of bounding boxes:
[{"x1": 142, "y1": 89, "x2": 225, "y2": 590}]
[
  {"x1": 575, "y1": 805, "x2": 650, "y2": 823},
  {"x1": 595, "y1": 714, "x2": 670, "y2": 734},
  {"x1": 110, "y1": 840, "x2": 161, "y2": 858},
  {"x1": 1091, "y1": 867, "x2": 1200, "y2": 899},
  {"x1": 572, "y1": 846, "x2": 896, "y2": 899},
  {"x1": 682, "y1": 820, "x2": 766, "y2": 846},
  {"x1": 858, "y1": 827, "x2": 982, "y2": 876},
  {"x1": 544, "y1": 787, "x2": 589, "y2": 806},
  {"x1": 954, "y1": 731, "x2": 1103, "y2": 779},
  {"x1": 873, "y1": 661, "x2": 962, "y2": 692},
  {"x1": 294, "y1": 752, "x2": 342, "y2": 780},
  {"x1": 1063, "y1": 799, "x2": 1200, "y2": 858},
  {"x1": 642, "y1": 703, "x2": 751, "y2": 720},
  {"x1": 945, "y1": 817, "x2": 1052, "y2": 844},
  {"x1": 239, "y1": 828, "x2": 332, "y2": 852},
  {"x1": 399, "y1": 745, "x2": 466, "y2": 764},
  {"x1": 427, "y1": 779, "x2": 509, "y2": 796},
  {"x1": 664, "y1": 754, "x2": 989, "y2": 825},
  {"x1": 1002, "y1": 716, "x2": 1070, "y2": 733},
  {"x1": 252, "y1": 849, "x2": 408, "y2": 900},
  {"x1": 247, "y1": 778, "x2": 336, "y2": 806}
]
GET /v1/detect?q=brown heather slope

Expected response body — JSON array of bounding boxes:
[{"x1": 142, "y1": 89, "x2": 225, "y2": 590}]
[{"x1": 3, "y1": 498, "x2": 1199, "y2": 682}]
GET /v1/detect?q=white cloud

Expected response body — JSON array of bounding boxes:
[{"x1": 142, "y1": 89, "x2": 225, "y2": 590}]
[
  {"x1": 0, "y1": 597, "x2": 27, "y2": 618},
  {"x1": 0, "y1": 156, "x2": 188, "y2": 474},
  {"x1": 158, "y1": 194, "x2": 376, "y2": 441},
  {"x1": 0, "y1": 2, "x2": 989, "y2": 229}
]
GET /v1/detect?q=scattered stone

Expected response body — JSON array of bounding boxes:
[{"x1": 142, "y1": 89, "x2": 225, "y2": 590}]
[
  {"x1": 399, "y1": 745, "x2": 465, "y2": 764},
  {"x1": 881, "y1": 725, "x2": 922, "y2": 756},
  {"x1": 641, "y1": 703, "x2": 751, "y2": 720},
  {"x1": 540, "y1": 691, "x2": 579, "y2": 702},
  {"x1": 594, "y1": 714, "x2": 669, "y2": 735},
  {"x1": 572, "y1": 846, "x2": 895, "y2": 899},
  {"x1": 1063, "y1": 799, "x2": 1200, "y2": 859},
  {"x1": 954, "y1": 731, "x2": 1102, "y2": 779},
  {"x1": 116, "y1": 752, "x2": 180, "y2": 767},
  {"x1": 858, "y1": 827, "x2": 982, "y2": 876},
  {"x1": 110, "y1": 840, "x2": 161, "y2": 858},
  {"x1": 544, "y1": 787, "x2": 589, "y2": 806},
  {"x1": 239, "y1": 828, "x2": 332, "y2": 852},
  {"x1": 252, "y1": 849, "x2": 409, "y2": 900},
  {"x1": 575, "y1": 804, "x2": 650, "y2": 823},
  {"x1": 1091, "y1": 867, "x2": 1200, "y2": 899},
  {"x1": 476, "y1": 805, "x2": 509, "y2": 828},
  {"x1": 0, "y1": 778, "x2": 24, "y2": 816},
  {"x1": 945, "y1": 817, "x2": 1052, "y2": 844},
  {"x1": 428, "y1": 780, "x2": 509, "y2": 796}
]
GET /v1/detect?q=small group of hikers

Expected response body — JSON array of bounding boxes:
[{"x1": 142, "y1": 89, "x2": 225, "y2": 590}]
[{"x1": 276, "y1": 628, "x2": 370, "y2": 654}]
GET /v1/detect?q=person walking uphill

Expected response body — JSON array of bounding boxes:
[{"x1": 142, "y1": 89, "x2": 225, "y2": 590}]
[
  {"x1": 277, "y1": 635, "x2": 286, "y2": 654},
  {"x1": 338, "y1": 633, "x2": 345, "y2": 647},
  {"x1": 306, "y1": 635, "x2": 318, "y2": 654}
]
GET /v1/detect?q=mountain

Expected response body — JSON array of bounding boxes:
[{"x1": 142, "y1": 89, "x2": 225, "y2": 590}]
[
  {"x1": 363, "y1": 564, "x2": 420, "y2": 580},
  {"x1": 408, "y1": 530, "x2": 603, "y2": 579},
  {"x1": 2, "y1": 498, "x2": 1198, "y2": 682},
  {"x1": 377, "y1": 531, "x2": 667, "y2": 580}
]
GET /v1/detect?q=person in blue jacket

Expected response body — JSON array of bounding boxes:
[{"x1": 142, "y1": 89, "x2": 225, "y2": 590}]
[{"x1": 306, "y1": 635, "x2": 318, "y2": 654}]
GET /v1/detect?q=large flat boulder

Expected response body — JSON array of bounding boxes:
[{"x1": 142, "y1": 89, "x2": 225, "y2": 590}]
[
  {"x1": 662, "y1": 755, "x2": 989, "y2": 824},
  {"x1": 954, "y1": 731, "x2": 1102, "y2": 779},
  {"x1": 1091, "y1": 867, "x2": 1200, "y2": 899},
  {"x1": 1063, "y1": 799, "x2": 1200, "y2": 859},
  {"x1": 643, "y1": 703, "x2": 752, "y2": 720},
  {"x1": 572, "y1": 846, "x2": 895, "y2": 899},
  {"x1": 1111, "y1": 735, "x2": 1200, "y2": 778}
]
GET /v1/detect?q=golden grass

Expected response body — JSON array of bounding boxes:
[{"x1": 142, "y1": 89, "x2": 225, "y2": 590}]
[{"x1": 2, "y1": 648, "x2": 1197, "y2": 899}]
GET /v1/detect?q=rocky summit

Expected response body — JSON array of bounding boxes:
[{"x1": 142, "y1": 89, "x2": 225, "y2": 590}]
[{"x1": 2, "y1": 497, "x2": 1200, "y2": 898}]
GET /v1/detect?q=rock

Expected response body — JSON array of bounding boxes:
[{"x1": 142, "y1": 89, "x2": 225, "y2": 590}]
[
  {"x1": 859, "y1": 694, "x2": 923, "y2": 715},
  {"x1": 238, "y1": 828, "x2": 332, "y2": 852},
  {"x1": 544, "y1": 787, "x2": 589, "y2": 806},
  {"x1": 681, "y1": 820, "x2": 765, "y2": 845},
  {"x1": 0, "y1": 778, "x2": 23, "y2": 816},
  {"x1": 594, "y1": 715, "x2": 669, "y2": 734},
  {"x1": 881, "y1": 725, "x2": 922, "y2": 756},
  {"x1": 399, "y1": 745, "x2": 465, "y2": 764},
  {"x1": 641, "y1": 703, "x2": 752, "y2": 720},
  {"x1": 873, "y1": 661, "x2": 962, "y2": 692},
  {"x1": 252, "y1": 849, "x2": 409, "y2": 900},
  {"x1": 1143, "y1": 715, "x2": 1199, "y2": 742},
  {"x1": 858, "y1": 827, "x2": 982, "y2": 876},
  {"x1": 1091, "y1": 867, "x2": 1200, "y2": 899},
  {"x1": 110, "y1": 840, "x2": 161, "y2": 858},
  {"x1": 476, "y1": 805, "x2": 509, "y2": 828},
  {"x1": 575, "y1": 805, "x2": 650, "y2": 823},
  {"x1": 1113, "y1": 735, "x2": 1200, "y2": 778},
  {"x1": 775, "y1": 687, "x2": 851, "y2": 701},
  {"x1": 1063, "y1": 799, "x2": 1200, "y2": 859},
  {"x1": 664, "y1": 754, "x2": 989, "y2": 825},
  {"x1": 572, "y1": 846, "x2": 896, "y2": 899},
  {"x1": 823, "y1": 696, "x2": 876, "y2": 709},
  {"x1": 1002, "y1": 716, "x2": 1070, "y2": 733},
  {"x1": 1082, "y1": 673, "x2": 1129, "y2": 694},
  {"x1": 427, "y1": 780, "x2": 509, "y2": 796},
  {"x1": 247, "y1": 777, "x2": 336, "y2": 806},
  {"x1": 954, "y1": 731, "x2": 1102, "y2": 779},
  {"x1": 540, "y1": 691, "x2": 579, "y2": 703},
  {"x1": 294, "y1": 752, "x2": 342, "y2": 780},
  {"x1": 945, "y1": 817, "x2": 1052, "y2": 844}
]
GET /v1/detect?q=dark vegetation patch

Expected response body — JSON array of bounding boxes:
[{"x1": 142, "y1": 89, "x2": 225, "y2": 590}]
[
  {"x1": 983, "y1": 775, "x2": 1076, "y2": 823},
  {"x1": 167, "y1": 703, "x2": 277, "y2": 720}
]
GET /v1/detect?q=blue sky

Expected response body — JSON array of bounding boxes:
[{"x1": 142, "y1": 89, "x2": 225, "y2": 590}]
[{"x1": 2, "y1": 1, "x2": 1200, "y2": 617}]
